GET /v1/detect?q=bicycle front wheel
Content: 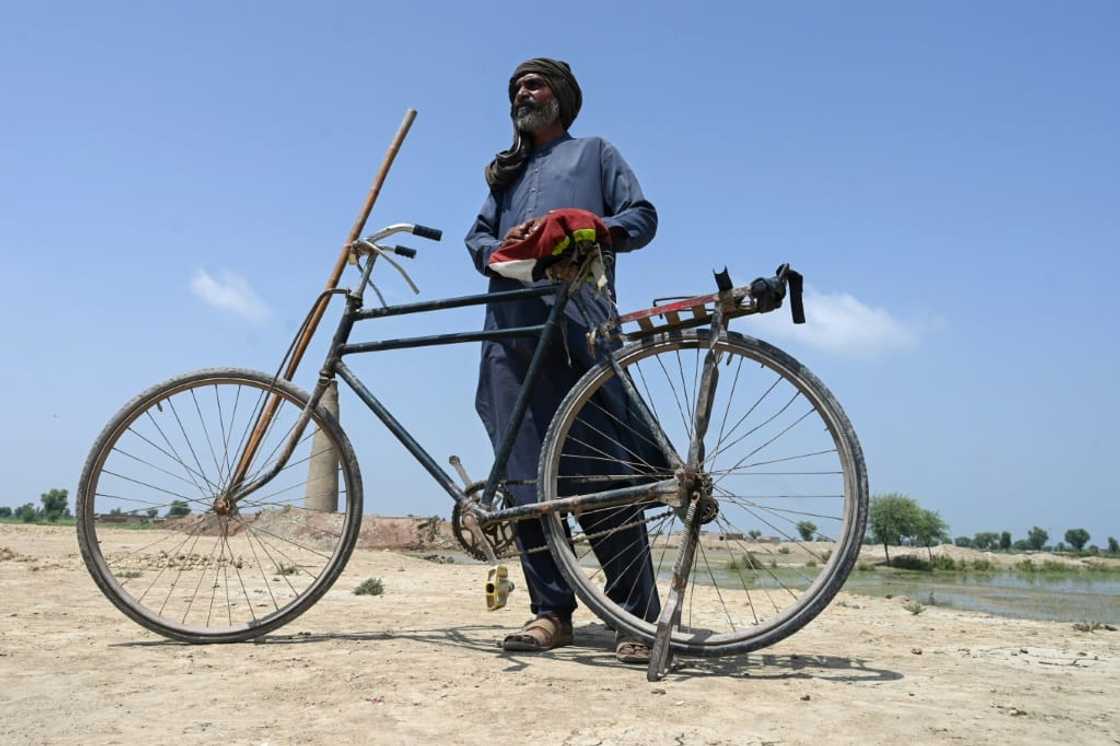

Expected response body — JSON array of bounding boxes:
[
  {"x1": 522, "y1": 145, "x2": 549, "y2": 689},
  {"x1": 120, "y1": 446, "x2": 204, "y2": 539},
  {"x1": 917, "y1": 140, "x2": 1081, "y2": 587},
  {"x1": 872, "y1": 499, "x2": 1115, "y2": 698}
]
[
  {"x1": 538, "y1": 331, "x2": 867, "y2": 657},
  {"x1": 76, "y1": 368, "x2": 364, "y2": 643}
]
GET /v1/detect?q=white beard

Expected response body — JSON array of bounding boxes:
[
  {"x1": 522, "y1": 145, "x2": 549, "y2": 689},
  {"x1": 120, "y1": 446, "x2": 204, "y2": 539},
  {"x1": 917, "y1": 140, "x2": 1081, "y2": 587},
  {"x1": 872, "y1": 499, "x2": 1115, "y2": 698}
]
[{"x1": 515, "y1": 98, "x2": 560, "y2": 133}]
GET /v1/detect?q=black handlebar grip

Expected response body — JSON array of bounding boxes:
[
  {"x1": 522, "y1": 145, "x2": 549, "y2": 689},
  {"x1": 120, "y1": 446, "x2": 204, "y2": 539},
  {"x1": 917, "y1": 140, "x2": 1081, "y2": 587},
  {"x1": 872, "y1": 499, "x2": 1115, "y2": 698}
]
[
  {"x1": 393, "y1": 245, "x2": 418, "y2": 259},
  {"x1": 412, "y1": 224, "x2": 443, "y2": 241}
]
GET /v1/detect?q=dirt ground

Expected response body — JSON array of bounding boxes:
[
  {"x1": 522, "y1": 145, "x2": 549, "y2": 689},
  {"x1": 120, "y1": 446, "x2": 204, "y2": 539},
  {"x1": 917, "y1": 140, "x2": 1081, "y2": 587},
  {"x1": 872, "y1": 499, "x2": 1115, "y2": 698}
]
[{"x1": 2, "y1": 523, "x2": 1118, "y2": 745}]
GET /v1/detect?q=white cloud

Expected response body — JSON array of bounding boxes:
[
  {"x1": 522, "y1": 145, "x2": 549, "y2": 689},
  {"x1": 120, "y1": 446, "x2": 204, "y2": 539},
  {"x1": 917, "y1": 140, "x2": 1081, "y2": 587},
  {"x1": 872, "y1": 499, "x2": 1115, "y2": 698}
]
[
  {"x1": 746, "y1": 287, "x2": 928, "y2": 356},
  {"x1": 189, "y1": 269, "x2": 270, "y2": 323}
]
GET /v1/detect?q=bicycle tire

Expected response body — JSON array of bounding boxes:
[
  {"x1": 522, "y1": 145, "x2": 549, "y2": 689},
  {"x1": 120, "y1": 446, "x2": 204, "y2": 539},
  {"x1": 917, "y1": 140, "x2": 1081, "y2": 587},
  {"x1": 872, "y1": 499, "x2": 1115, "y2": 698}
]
[
  {"x1": 76, "y1": 367, "x2": 364, "y2": 643},
  {"x1": 538, "y1": 331, "x2": 868, "y2": 657}
]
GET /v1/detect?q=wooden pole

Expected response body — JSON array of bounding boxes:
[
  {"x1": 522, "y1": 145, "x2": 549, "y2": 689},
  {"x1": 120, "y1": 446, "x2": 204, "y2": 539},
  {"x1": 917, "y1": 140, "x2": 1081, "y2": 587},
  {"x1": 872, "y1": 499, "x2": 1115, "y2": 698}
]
[{"x1": 230, "y1": 109, "x2": 418, "y2": 488}]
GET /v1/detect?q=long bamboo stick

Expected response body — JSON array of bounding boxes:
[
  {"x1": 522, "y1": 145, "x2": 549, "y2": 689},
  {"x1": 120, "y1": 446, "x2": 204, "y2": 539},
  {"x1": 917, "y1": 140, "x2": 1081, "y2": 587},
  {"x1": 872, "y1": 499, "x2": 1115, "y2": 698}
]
[{"x1": 230, "y1": 109, "x2": 418, "y2": 488}]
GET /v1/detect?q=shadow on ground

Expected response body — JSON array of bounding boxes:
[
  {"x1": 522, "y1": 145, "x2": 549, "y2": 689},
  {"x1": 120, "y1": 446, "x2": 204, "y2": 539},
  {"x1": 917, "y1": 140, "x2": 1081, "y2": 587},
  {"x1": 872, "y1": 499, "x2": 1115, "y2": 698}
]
[{"x1": 113, "y1": 621, "x2": 902, "y2": 683}]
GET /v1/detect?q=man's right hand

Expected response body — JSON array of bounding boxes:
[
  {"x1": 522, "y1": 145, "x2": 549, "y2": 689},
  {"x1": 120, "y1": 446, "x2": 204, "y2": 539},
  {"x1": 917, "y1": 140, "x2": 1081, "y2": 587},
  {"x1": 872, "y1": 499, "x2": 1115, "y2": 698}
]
[{"x1": 501, "y1": 218, "x2": 541, "y2": 244}]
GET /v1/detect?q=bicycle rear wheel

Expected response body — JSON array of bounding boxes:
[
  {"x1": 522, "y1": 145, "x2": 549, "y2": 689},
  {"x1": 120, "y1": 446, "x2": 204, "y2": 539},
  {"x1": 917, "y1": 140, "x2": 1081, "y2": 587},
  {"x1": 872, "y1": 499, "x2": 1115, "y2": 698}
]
[
  {"x1": 76, "y1": 368, "x2": 363, "y2": 643},
  {"x1": 537, "y1": 331, "x2": 867, "y2": 657}
]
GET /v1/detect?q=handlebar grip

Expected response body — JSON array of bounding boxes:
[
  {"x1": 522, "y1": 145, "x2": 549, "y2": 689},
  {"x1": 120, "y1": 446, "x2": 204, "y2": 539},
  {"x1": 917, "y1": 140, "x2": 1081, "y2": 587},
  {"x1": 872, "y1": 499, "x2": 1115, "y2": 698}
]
[
  {"x1": 412, "y1": 224, "x2": 443, "y2": 241},
  {"x1": 393, "y1": 245, "x2": 418, "y2": 259}
]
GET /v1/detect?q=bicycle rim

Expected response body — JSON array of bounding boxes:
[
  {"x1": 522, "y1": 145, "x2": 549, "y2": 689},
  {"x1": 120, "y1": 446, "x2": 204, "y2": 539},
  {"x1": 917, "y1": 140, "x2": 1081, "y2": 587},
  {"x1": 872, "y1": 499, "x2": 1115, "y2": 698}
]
[
  {"x1": 538, "y1": 331, "x2": 867, "y2": 656},
  {"x1": 76, "y1": 368, "x2": 363, "y2": 643}
]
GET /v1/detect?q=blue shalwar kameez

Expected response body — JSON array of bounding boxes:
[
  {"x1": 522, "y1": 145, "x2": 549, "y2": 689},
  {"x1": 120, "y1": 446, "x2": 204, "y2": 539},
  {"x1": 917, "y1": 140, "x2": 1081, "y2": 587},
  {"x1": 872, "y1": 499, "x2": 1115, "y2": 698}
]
[{"x1": 465, "y1": 134, "x2": 663, "y2": 621}]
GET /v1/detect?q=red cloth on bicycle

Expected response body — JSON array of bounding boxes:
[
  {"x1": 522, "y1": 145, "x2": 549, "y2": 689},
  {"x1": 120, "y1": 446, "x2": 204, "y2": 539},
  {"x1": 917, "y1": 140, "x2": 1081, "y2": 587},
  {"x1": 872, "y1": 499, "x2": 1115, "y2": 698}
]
[{"x1": 487, "y1": 208, "x2": 612, "y2": 283}]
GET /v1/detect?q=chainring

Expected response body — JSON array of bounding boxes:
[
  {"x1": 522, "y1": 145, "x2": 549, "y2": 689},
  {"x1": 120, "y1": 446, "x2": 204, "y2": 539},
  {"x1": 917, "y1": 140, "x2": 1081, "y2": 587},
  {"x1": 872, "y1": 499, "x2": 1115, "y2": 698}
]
[{"x1": 451, "y1": 484, "x2": 519, "y2": 561}]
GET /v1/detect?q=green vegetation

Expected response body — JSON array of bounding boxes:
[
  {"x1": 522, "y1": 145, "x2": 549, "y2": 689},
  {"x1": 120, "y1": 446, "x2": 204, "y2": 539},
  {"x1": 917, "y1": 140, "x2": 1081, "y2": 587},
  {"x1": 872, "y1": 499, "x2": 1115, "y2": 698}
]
[
  {"x1": 354, "y1": 578, "x2": 384, "y2": 596},
  {"x1": 796, "y1": 521, "x2": 817, "y2": 541},
  {"x1": 747, "y1": 530, "x2": 762, "y2": 540},
  {"x1": 1064, "y1": 528, "x2": 1090, "y2": 552},
  {"x1": 777, "y1": 545, "x2": 791, "y2": 555},
  {"x1": 903, "y1": 600, "x2": 925, "y2": 615},
  {"x1": 868, "y1": 493, "x2": 948, "y2": 566},
  {"x1": 275, "y1": 563, "x2": 299, "y2": 576},
  {"x1": 1027, "y1": 526, "x2": 1048, "y2": 551},
  {"x1": 999, "y1": 531, "x2": 1012, "y2": 550},
  {"x1": 1109, "y1": 537, "x2": 1119, "y2": 554},
  {"x1": 167, "y1": 500, "x2": 191, "y2": 518}
]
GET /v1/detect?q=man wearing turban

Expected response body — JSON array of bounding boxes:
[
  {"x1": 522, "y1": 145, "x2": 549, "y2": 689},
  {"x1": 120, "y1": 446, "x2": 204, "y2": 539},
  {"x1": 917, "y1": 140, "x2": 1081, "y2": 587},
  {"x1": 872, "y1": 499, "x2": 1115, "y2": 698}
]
[{"x1": 465, "y1": 58, "x2": 662, "y2": 663}]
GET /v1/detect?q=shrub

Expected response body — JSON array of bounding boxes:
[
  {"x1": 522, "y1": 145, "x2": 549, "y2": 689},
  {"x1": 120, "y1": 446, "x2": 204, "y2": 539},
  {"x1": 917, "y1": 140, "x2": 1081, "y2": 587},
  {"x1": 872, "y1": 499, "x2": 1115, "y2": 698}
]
[
  {"x1": 778, "y1": 546, "x2": 791, "y2": 555},
  {"x1": 856, "y1": 561, "x2": 874, "y2": 572},
  {"x1": 891, "y1": 554, "x2": 930, "y2": 571},
  {"x1": 970, "y1": 558, "x2": 994, "y2": 572},
  {"x1": 276, "y1": 563, "x2": 299, "y2": 576},
  {"x1": 805, "y1": 560, "x2": 817, "y2": 568},
  {"x1": 821, "y1": 549, "x2": 832, "y2": 562},
  {"x1": 903, "y1": 600, "x2": 925, "y2": 615},
  {"x1": 930, "y1": 555, "x2": 957, "y2": 571},
  {"x1": 354, "y1": 578, "x2": 384, "y2": 596}
]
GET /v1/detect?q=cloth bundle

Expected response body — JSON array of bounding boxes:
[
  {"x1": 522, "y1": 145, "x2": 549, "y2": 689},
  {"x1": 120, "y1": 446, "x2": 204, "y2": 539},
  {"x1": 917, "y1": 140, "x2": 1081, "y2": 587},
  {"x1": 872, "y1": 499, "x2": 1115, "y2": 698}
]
[{"x1": 487, "y1": 208, "x2": 611, "y2": 287}]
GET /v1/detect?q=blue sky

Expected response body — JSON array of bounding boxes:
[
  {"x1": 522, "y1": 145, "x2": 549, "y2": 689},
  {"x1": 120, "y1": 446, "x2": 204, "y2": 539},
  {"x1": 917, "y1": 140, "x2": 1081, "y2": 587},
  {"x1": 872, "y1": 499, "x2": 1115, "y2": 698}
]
[{"x1": 2, "y1": 2, "x2": 1117, "y2": 542}]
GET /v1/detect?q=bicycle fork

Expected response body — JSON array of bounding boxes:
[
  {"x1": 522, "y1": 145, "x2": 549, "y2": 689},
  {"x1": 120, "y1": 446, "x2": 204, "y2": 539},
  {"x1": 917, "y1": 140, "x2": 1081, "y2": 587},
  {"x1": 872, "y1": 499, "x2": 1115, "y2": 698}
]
[{"x1": 647, "y1": 274, "x2": 732, "y2": 681}]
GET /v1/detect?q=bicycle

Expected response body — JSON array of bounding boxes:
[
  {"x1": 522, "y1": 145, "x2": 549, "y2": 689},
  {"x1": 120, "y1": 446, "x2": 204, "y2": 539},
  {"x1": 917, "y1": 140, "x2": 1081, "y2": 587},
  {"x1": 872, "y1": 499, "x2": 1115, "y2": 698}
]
[{"x1": 76, "y1": 221, "x2": 868, "y2": 680}]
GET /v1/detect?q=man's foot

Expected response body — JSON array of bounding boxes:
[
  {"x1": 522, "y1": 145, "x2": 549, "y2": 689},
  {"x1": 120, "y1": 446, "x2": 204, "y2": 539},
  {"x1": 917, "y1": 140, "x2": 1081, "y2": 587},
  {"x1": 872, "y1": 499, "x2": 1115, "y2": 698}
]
[
  {"x1": 501, "y1": 613, "x2": 573, "y2": 652},
  {"x1": 615, "y1": 633, "x2": 651, "y2": 664}
]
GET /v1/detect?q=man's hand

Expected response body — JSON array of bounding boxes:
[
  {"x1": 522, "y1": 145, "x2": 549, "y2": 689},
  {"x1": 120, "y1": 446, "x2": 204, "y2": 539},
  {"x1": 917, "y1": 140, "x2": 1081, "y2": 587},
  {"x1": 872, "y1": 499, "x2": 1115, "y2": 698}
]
[{"x1": 501, "y1": 218, "x2": 541, "y2": 244}]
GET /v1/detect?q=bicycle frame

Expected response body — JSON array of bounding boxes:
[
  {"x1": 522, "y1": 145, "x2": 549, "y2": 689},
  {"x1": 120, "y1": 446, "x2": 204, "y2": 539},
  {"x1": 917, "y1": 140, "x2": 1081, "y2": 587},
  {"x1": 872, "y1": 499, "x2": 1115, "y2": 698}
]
[{"x1": 230, "y1": 266, "x2": 685, "y2": 530}]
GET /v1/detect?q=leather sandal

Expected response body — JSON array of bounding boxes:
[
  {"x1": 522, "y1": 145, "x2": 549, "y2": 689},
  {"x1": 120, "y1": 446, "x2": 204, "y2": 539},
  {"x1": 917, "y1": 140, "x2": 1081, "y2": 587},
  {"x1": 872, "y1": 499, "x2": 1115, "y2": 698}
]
[
  {"x1": 615, "y1": 634, "x2": 651, "y2": 664},
  {"x1": 501, "y1": 613, "x2": 573, "y2": 652}
]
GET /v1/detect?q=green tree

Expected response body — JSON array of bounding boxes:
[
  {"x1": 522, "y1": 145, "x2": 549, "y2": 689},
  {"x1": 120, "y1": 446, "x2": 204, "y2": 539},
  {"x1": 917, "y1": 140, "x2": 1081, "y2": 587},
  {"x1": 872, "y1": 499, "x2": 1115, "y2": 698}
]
[
  {"x1": 796, "y1": 521, "x2": 817, "y2": 541},
  {"x1": 747, "y1": 530, "x2": 762, "y2": 540},
  {"x1": 973, "y1": 532, "x2": 1000, "y2": 550},
  {"x1": 868, "y1": 493, "x2": 923, "y2": 566},
  {"x1": 1012, "y1": 539, "x2": 1030, "y2": 551},
  {"x1": 999, "y1": 531, "x2": 1011, "y2": 551},
  {"x1": 0, "y1": 506, "x2": 11, "y2": 518},
  {"x1": 954, "y1": 536, "x2": 973, "y2": 548},
  {"x1": 40, "y1": 488, "x2": 70, "y2": 522},
  {"x1": 1108, "y1": 537, "x2": 1119, "y2": 554},
  {"x1": 167, "y1": 500, "x2": 191, "y2": 518},
  {"x1": 15, "y1": 503, "x2": 38, "y2": 523},
  {"x1": 1026, "y1": 526, "x2": 1048, "y2": 551},
  {"x1": 913, "y1": 509, "x2": 950, "y2": 562},
  {"x1": 1064, "y1": 528, "x2": 1090, "y2": 552},
  {"x1": 146, "y1": 508, "x2": 159, "y2": 519}
]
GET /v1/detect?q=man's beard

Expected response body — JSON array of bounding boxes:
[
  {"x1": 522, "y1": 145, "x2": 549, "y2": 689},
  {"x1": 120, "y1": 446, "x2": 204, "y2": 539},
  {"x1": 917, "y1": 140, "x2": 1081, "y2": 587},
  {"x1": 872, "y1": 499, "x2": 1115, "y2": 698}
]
[{"x1": 514, "y1": 98, "x2": 560, "y2": 133}]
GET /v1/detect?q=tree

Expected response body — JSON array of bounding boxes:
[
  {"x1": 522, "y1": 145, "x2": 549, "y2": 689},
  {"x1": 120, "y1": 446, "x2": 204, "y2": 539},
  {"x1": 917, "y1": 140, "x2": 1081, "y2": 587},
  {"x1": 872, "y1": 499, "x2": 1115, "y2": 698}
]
[
  {"x1": 1012, "y1": 539, "x2": 1030, "y2": 551},
  {"x1": 14, "y1": 503, "x2": 37, "y2": 523},
  {"x1": 747, "y1": 530, "x2": 762, "y2": 540},
  {"x1": 999, "y1": 531, "x2": 1011, "y2": 551},
  {"x1": 973, "y1": 532, "x2": 1000, "y2": 551},
  {"x1": 0, "y1": 506, "x2": 11, "y2": 518},
  {"x1": 1109, "y1": 537, "x2": 1119, "y2": 554},
  {"x1": 1064, "y1": 528, "x2": 1090, "y2": 552},
  {"x1": 167, "y1": 500, "x2": 191, "y2": 518},
  {"x1": 913, "y1": 509, "x2": 950, "y2": 562},
  {"x1": 1054, "y1": 542, "x2": 1065, "y2": 552},
  {"x1": 1026, "y1": 526, "x2": 1048, "y2": 551},
  {"x1": 796, "y1": 521, "x2": 817, "y2": 541},
  {"x1": 146, "y1": 508, "x2": 158, "y2": 519},
  {"x1": 954, "y1": 536, "x2": 974, "y2": 548},
  {"x1": 39, "y1": 488, "x2": 70, "y2": 521},
  {"x1": 868, "y1": 493, "x2": 923, "y2": 566}
]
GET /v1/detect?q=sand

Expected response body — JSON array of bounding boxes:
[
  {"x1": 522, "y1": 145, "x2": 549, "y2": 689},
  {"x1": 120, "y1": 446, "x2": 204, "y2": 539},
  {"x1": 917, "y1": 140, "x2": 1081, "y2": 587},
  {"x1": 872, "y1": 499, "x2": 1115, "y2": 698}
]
[{"x1": 1, "y1": 522, "x2": 1118, "y2": 745}]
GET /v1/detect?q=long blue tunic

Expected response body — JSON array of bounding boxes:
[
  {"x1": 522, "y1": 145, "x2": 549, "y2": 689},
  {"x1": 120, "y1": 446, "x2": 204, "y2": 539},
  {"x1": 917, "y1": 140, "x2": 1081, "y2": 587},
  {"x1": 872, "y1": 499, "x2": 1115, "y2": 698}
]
[{"x1": 464, "y1": 134, "x2": 663, "y2": 619}]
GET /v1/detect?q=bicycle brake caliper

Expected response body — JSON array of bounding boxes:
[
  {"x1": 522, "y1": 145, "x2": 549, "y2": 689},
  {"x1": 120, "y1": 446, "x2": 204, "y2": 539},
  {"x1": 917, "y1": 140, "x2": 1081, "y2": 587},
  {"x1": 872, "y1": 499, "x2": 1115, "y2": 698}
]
[{"x1": 485, "y1": 565, "x2": 515, "y2": 611}]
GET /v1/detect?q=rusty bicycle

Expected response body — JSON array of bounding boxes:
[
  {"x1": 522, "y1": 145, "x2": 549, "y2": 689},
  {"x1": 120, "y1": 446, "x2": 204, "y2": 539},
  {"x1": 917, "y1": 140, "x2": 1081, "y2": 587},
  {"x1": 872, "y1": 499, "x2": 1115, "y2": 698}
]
[{"x1": 76, "y1": 221, "x2": 867, "y2": 680}]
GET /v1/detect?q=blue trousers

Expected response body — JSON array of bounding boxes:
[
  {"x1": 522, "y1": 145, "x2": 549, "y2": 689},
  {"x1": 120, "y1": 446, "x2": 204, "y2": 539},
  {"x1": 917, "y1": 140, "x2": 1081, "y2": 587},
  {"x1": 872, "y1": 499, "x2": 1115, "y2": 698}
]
[{"x1": 475, "y1": 300, "x2": 663, "y2": 622}]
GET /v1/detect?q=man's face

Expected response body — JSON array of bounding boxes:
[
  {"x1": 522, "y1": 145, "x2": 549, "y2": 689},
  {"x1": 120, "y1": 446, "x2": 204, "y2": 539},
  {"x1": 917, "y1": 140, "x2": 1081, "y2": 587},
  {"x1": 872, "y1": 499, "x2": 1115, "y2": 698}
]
[{"x1": 512, "y1": 73, "x2": 560, "y2": 132}]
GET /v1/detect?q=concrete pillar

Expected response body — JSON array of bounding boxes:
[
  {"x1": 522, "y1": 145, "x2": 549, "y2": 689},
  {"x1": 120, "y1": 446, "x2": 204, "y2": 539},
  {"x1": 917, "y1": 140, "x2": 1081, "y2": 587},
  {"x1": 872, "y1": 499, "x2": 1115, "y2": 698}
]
[{"x1": 305, "y1": 380, "x2": 339, "y2": 512}]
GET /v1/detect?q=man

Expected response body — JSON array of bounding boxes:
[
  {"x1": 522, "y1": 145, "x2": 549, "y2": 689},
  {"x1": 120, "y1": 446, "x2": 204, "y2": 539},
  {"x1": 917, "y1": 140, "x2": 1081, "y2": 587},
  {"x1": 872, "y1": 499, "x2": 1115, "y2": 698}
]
[{"x1": 465, "y1": 58, "x2": 662, "y2": 663}]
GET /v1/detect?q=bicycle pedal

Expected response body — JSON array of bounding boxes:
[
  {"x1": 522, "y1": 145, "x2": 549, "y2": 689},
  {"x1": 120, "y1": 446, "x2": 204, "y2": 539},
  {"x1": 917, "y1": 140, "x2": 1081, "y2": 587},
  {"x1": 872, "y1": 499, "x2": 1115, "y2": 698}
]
[{"x1": 485, "y1": 564, "x2": 515, "y2": 611}]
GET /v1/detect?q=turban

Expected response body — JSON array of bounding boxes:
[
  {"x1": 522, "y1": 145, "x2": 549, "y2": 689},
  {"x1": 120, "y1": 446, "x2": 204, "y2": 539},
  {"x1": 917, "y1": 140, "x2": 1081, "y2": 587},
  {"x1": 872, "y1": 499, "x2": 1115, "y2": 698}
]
[{"x1": 484, "y1": 58, "x2": 583, "y2": 192}]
